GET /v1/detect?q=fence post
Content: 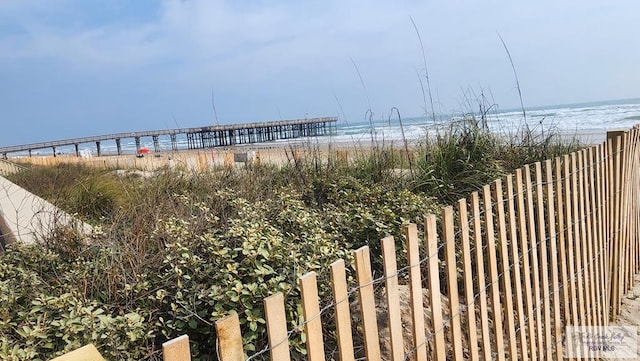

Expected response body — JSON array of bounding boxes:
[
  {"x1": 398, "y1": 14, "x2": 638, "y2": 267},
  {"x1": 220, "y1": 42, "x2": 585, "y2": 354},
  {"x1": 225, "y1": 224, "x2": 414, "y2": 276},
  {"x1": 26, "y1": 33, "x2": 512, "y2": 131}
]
[{"x1": 215, "y1": 312, "x2": 244, "y2": 361}]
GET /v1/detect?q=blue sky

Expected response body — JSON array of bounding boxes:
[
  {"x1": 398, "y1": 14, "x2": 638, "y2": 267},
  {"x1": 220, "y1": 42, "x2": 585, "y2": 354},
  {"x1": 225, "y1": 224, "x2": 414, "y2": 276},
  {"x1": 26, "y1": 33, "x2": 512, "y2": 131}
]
[{"x1": 1, "y1": 0, "x2": 639, "y2": 145}]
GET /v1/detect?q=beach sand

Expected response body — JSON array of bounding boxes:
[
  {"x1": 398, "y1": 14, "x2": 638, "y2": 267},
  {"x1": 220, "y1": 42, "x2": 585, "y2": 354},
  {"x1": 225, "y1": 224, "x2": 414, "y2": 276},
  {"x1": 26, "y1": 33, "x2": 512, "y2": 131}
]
[{"x1": 10, "y1": 140, "x2": 375, "y2": 172}]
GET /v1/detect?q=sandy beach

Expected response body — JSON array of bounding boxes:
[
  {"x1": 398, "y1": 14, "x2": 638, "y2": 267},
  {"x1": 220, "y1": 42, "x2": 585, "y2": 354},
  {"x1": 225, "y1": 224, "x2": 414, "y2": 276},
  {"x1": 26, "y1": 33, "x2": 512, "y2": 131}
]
[{"x1": 10, "y1": 140, "x2": 366, "y2": 172}]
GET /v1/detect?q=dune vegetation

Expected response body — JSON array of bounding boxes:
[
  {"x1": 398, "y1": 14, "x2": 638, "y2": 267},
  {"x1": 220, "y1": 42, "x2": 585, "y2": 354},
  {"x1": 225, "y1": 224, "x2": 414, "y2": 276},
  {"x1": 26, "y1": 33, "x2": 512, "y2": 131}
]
[{"x1": 0, "y1": 119, "x2": 581, "y2": 360}]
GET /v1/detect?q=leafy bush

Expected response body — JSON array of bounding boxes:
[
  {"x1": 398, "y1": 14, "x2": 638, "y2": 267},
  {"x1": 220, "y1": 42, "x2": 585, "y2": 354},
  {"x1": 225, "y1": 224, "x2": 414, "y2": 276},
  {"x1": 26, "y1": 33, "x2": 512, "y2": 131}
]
[{"x1": 0, "y1": 244, "x2": 156, "y2": 360}]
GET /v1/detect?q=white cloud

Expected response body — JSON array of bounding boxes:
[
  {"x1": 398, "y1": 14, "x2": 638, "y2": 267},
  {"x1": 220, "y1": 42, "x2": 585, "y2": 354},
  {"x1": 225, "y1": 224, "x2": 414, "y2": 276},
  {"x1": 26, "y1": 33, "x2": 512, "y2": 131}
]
[{"x1": 1, "y1": 0, "x2": 640, "y2": 144}]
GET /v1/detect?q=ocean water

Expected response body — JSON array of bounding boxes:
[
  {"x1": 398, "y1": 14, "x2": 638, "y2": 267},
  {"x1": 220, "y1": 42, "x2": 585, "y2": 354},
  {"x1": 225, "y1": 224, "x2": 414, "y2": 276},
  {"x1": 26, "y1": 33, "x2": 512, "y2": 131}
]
[
  {"x1": 329, "y1": 98, "x2": 640, "y2": 147},
  {"x1": 18, "y1": 98, "x2": 640, "y2": 157}
]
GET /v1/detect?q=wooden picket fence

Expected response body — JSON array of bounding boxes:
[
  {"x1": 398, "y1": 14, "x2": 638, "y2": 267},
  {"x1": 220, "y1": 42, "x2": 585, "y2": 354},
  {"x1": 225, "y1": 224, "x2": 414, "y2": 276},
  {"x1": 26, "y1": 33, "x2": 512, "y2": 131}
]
[{"x1": 144, "y1": 126, "x2": 640, "y2": 360}]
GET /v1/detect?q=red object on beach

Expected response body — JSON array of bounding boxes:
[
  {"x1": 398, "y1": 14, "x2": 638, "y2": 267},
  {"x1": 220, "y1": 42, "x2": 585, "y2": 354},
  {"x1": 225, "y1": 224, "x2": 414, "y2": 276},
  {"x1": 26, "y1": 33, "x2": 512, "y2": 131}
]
[{"x1": 138, "y1": 147, "x2": 151, "y2": 154}]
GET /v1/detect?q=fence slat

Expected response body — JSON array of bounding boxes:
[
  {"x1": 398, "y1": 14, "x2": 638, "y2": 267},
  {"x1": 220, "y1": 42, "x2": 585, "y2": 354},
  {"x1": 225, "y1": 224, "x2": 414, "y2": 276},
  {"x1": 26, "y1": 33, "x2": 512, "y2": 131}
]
[
  {"x1": 471, "y1": 192, "x2": 493, "y2": 361},
  {"x1": 610, "y1": 135, "x2": 622, "y2": 320},
  {"x1": 594, "y1": 144, "x2": 608, "y2": 326},
  {"x1": 582, "y1": 149, "x2": 599, "y2": 328},
  {"x1": 482, "y1": 184, "x2": 506, "y2": 361},
  {"x1": 354, "y1": 246, "x2": 381, "y2": 361},
  {"x1": 515, "y1": 169, "x2": 537, "y2": 360},
  {"x1": 215, "y1": 312, "x2": 244, "y2": 361},
  {"x1": 571, "y1": 153, "x2": 588, "y2": 333},
  {"x1": 330, "y1": 260, "x2": 355, "y2": 361},
  {"x1": 264, "y1": 292, "x2": 291, "y2": 361},
  {"x1": 425, "y1": 213, "x2": 447, "y2": 361},
  {"x1": 405, "y1": 223, "x2": 428, "y2": 361},
  {"x1": 577, "y1": 151, "x2": 594, "y2": 328},
  {"x1": 534, "y1": 162, "x2": 553, "y2": 360},
  {"x1": 505, "y1": 175, "x2": 529, "y2": 361},
  {"x1": 545, "y1": 159, "x2": 563, "y2": 360},
  {"x1": 606, "y1": 138, "x2": 615, "y2": 321},
  {"x1": 442, "y1": 206, "x2": 464, "y2": 361},
  {"x1": 50, "y1": 344, "x2": 105, "y2": 361},
  {"x1": 163, "y1": 335, "x2": 191, "y2": 361},
  {"x1": 523, "y1": 165, "x2": 544, "y2": 357},
  {"x1": 493, "y1": 179, "x2": 518, "y2": 361},
  {"x1": 381, "y1": 236, "x2": 405, "y2": 361},
  {"x1": 300, "y1": 272, "x2": 326, "y2": 361},
  {"x1": 598, "y1": 142, "x2": 611, "y2": 322},
  {"x1": 562, "y1": 154, "x2": 580, "y2": 329},
  {"x1": 554, "y1": 157, "x2": 571, "y2": 332},
  {"x1": 619, "y1": 133, "x2": 630, "y2": 297},
  {"x1": 458, "y1": 199, "x2": 480, "y2": 361}
]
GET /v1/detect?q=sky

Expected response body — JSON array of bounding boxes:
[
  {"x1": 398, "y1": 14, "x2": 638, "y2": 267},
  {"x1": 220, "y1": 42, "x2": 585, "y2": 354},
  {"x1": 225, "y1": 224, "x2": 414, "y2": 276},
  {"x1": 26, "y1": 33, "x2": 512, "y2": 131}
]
[{"x1": 1, "y1": 0, "x2": 639, "y2": 146}]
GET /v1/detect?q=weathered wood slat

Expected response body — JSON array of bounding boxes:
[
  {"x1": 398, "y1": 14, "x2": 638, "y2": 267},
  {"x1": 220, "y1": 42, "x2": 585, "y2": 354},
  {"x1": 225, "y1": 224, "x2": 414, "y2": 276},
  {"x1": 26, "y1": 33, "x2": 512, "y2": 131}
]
[
  {"x1": 442, "y1": 206, "x2": 464, "y2": 361},
  {"x1": 610, "y1": 136, "x2": 622, "y2": 320},
  {"x1": 581, "y1": 150, "x2": 598, "y2": 328},
  {"x1": 493, "y1": 179, "x2": 518, "y2": 361},
  {"x1": 330, "y1": 259, "x2": 355, "y2": 361},
  {"x1": 471, "y1": 192, "x2": 493, "y2": 361},
  {"x1": 505, "y1": 175, "x2": 529, "y2": 361},
  {"x1": 482, "y1": 184, "x2": 506, "y2": 361},
  {"x1": 577, "y1": 151, "x2": 593, "y2": 328},
  {"x1": 554, "y1": 157, "x2": 571, "y2": 335},
  {"x1": 563, "y1": 154, "x2": 580, "y2": 326},
  {"x1": 300, "y1": 272, "x2": 325, "y2": 361},
  {"x1": 50, "y1": 344, "x2": 105, "y2": 361},
  {"x1": 163, "y1": 335, "x2": 191, "y2": 361},
  {"x1": 354, "y1": 246, "x2": 381, "y2": 361},
  {"x1": 381, "y1": 236, "x2": 404, "y2": 361},
  {"x1": 534, "y1": 162, "x2": 553, "y2": 360},
  {"x1": 215, "y1": 312, "x2": 244, "y2": 361},
  {"x1": 457, "y1": 199, "x2": 480, "y2": 361},
  {"x1": 523, "y1": 165, "x2": 544, "y2": 357},
  {"x1": 425, "y1": 213, "x2": 447, "y2": 361},
  {"x1": 264, "y1": 292, "x2": 291, "y2": 361},
  {"x1": 594, "y1": 144, "x2": 608, "y2": 326},
  {"x1": 515, "y1": 169, "x2": 537, "y2": 360},
  {"x1": 405, "y1": 223, "x2": 428, "y2": 361},
  {"x1": 545, "y1": 159, "x2": 563, "y2": 361},
  {"x1": 570, "y1": 153, "x2": 588, "y2": 335}
]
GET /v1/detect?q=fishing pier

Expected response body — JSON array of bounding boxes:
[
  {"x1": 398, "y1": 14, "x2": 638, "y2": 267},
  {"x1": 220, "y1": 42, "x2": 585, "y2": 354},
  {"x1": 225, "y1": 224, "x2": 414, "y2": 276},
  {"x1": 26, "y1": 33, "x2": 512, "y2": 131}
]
[{"x1": 0, "y1": 117, "x2": 337, "y2": 158}]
